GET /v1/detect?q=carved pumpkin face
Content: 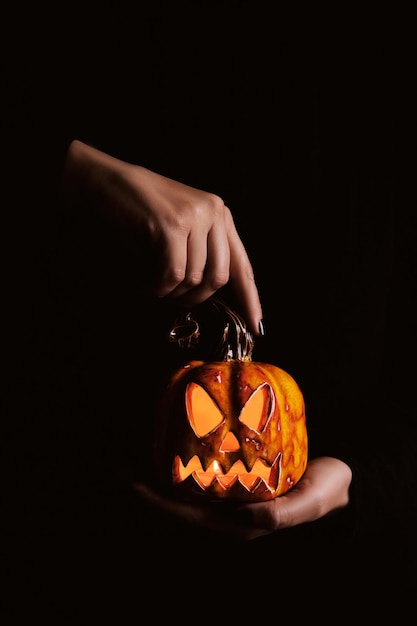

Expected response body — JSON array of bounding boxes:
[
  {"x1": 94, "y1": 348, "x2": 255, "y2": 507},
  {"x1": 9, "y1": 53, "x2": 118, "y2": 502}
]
[{"x1": 154, "y1": 358, "x2": 308, "y2": 502}]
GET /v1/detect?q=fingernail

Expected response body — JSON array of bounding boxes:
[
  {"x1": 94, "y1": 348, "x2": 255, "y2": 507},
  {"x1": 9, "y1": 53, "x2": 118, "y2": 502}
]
[{"x1": 258, "y1": 319, "x2": 265, "y2": 336}]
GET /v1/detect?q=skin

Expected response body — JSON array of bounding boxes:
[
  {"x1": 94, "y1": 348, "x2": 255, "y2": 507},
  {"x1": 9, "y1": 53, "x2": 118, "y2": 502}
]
[
  {"x1": 62, "y1": 139, "x2": 353, "y2": 539},
  {"x1": 133, "y1": 457, "x2": 352, "y2": 541},
  {"x1": 62, "y1": 140, "x2": 264, "y2": 337}
]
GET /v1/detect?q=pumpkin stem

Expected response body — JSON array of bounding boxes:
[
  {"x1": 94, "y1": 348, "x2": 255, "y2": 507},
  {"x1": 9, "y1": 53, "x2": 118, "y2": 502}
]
[
  {"x1": 168, "y1": 297, "x2": 254, "y2": 361},
  {"x1": 168, "y1": 311, "x2": 200, "y2": 350}
]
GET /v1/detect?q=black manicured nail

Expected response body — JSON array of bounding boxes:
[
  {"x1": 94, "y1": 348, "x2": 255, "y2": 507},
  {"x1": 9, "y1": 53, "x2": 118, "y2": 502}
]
[{"x1": 258, "y1": 319, "x2": 265, "y2": 336}]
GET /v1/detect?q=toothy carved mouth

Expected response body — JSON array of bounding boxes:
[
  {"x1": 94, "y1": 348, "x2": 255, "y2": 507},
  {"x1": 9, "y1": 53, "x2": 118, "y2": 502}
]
[{"x1": 173, "y1": 454, "x2": 280, "y2": 493}]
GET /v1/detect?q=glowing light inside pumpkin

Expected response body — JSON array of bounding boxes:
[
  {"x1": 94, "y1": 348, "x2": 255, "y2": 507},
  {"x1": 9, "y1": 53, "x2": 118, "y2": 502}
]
[
  {"x1": 186, "y1": 381, "x2": 274, "y2": 438},
  {"x1": 220, "y1": 432, "x2": 239, "y2": 452},
  {"x1": 174, "y1": 455, "x2": 278, "y2": 492},
  {"x1": 172, "y1": 379, "x2": 283, "y2": 494},
  {"x1": 155, "y1": 302, "x2": 308, "y2": 502},
  {"x1": 186, "y1": 382, "x2": 223, "y2": 437},
  {"x1": 239, "y1": 383, "x2": 274, "y2": 431}
]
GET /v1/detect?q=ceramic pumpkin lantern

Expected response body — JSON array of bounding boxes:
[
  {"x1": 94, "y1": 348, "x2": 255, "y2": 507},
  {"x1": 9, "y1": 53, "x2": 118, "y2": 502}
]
[{"x1": 153, "y1": 299, "x2": 308, "y2": 503}]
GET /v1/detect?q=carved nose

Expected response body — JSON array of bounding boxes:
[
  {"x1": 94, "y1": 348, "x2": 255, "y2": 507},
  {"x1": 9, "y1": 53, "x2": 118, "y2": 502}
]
[{"x1": 220, "y1": 431, "x2": 240, "y2": 452}]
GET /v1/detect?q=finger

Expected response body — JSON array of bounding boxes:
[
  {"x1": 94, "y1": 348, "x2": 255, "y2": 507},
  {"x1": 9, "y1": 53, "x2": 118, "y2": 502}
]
[
  {"x1": 150, "y1": 231, "x2": 189, "y2": 298},
  {"x1": 164, "y1": 222, "x2": 209, "y2": 299},
  {"x1": 179, "y1": 216, "x2": 231, "y2": 307},
  {"x1": 226, "y1": 215, "x2": 264, "y2": 337},
  {"x1": 132, "y1": 481, "x2": 271, "y2": 540}
]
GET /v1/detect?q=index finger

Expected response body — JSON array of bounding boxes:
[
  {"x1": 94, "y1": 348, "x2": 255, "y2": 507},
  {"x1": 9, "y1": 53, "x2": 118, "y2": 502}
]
[{"x1": 226, "y1": 215, "x2": 264, "y2": 337}]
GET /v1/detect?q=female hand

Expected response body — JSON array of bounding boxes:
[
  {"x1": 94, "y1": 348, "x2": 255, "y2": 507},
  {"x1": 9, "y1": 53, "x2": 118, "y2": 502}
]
[
  {"x1": 62, "y1": 140, "x2": 264, "y2": 337},
  {"x1": 132, "y1": 456, "x2": 353, "y2": 541}
]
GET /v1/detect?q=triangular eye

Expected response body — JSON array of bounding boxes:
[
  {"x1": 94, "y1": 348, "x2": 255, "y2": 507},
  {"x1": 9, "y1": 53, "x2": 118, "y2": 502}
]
[
  {"x1": 239, "y1": 383, "x2": 274, "y2": 433},
  {"x1": 185, "y1": 382, "x2": 224, "y2": 437}
]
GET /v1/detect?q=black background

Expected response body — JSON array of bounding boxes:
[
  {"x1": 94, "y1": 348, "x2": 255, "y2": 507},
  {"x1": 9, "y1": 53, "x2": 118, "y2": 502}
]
[{"x1": 2, "y1": 2, "x2": 416, "y2": 617}]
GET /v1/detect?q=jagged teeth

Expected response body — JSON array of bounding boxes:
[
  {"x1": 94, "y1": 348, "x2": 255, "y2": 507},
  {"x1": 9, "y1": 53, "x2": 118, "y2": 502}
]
[{"x1": 175, "y1": 455, "x2": 278, "y2": 492}]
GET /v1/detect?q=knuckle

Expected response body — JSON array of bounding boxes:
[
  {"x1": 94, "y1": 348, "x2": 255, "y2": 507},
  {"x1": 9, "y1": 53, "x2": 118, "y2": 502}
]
[
  {"x1": 185, "y1": 272, "x2": 204, "y2": 289},
  {"x1": 165, "y1": 267, "x2": 186, "y2": 287},
  {"x1": 207, "y1": 193, "x2": 227, "y2": 218},
  {"x1": 175, "y1": 192, "x2": 227, "y2": 227},
  {"x1": 244, "y1": 262, "x2": 256, "y2": 282},
  {"x1": 209, "y1": 271, "x2": 229, "y2": 291}
]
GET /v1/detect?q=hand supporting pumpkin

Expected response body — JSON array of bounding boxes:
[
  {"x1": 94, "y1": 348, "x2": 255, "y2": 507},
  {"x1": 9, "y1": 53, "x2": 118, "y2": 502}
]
[
  {"x1": 62, "y1": 140, "x2": 264, "y2": 337},
  {"x1": 133, "y1": 456, "x2": 352, "y2": 541}
]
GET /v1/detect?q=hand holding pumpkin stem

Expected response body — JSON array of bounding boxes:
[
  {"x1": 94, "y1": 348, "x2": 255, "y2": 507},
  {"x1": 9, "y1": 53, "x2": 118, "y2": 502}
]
[{"x1": 62, "y1": 140, "x2": 264, "y2": 337}]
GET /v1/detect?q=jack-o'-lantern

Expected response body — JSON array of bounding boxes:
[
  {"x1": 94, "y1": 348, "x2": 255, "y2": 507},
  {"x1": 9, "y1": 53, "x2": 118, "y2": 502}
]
[{"x1": 153, "y1": 299, "x2": 308, "y2": 503}]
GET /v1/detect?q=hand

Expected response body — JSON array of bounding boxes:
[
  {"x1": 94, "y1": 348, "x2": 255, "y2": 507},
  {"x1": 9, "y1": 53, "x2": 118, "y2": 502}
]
[
  {"x1": 62, "y1": 140, "x2": 264, "y2": 337},
  {"x1": 132, "y1": 457, "x2": 352, "y2": 541}
]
